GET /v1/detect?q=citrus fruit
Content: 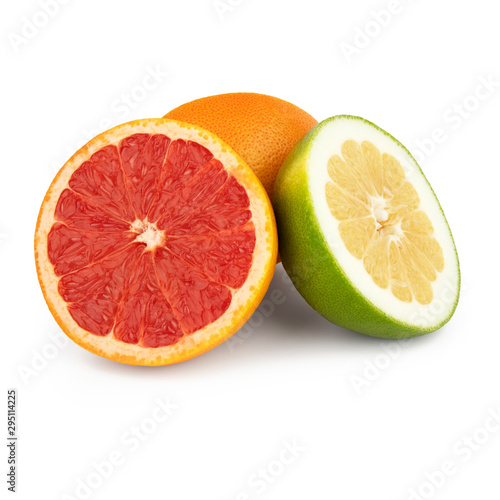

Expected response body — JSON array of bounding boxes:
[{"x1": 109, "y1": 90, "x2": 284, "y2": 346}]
[
  {"x1": 164, "y1": 92, "x2": 318, "y2": 197},
  {"x1": 35, "y1": 119, "x2": 277, "y2": 365},
  {"x1": 273, "y1": 115, "x2": 460, "y2": 339}
]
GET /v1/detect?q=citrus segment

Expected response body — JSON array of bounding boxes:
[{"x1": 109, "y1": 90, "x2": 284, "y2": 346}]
[
  {"x1": 114, "y1": 251, "x2": 182, "y2": 347},
  {"x1": 55, "y1": 189, "x2": 130, "y2": 232},
  {"x1": 361, "y1": 141, "x2": 384, "y2": 195},
  {"x1": 401, "y1": 210, "x2": 434, "y2": 234},
  {"x1": 148, "y1": 139, "x2": 215, "y2": 223},
  {"x1": 338, "y1": 217, "x2": 376, "y2": 259},
  {"x1": 166, "y1": 223, "x2": 256, "y2": 289},
  {"x1": 47, "y1": 223, "x2": 136, "y2": 276},
  {"x1": 35, "y1": 119, "x2": 277, "y2": 365},
  {"x1": 160, "y1": 176, "x2": 252, "y2": 235},
  {"x1": 154, "y1": 246, "x2": 233, "y2": 334},
  {"x1": 327, "y1": 155, "x2": 369, "y2": 203},
  {"x1": 60, "y1": 243, "x2": 145, "y2": 336},
  {"x1": 325, "y1": 182, "x2": 370, "y2": 220},
  {"x1": 363, "y1": 235, "x2": 390, "y2": 289},
  {"x1": 68, "y1": 144, "x2": 135, "y2": 221},
  {"x1": 389, "y1": 241, "x2": 412, "y2": 303},
  {"x1": 119, "y1": 133, "x2": 171, "y2": 219},
  {"x1": 382, "y1": 153, "x2": 406, "y2": 195}
]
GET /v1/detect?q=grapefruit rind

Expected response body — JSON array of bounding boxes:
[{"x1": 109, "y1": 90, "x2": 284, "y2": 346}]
[
  {"x1": 273, "y1": 115, "x2": 460, "y2": 339},
  {"x1": 35, "y1": 119, "x2": 277, "y2": 365}
]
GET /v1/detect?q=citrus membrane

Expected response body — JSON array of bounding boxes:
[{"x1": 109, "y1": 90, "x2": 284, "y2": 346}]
[
  {"x1": 273, "y1": 116, "x2": 460, "y2": 338},
  {"x1": 35, "y1": 119, "x2": 277, "y2": 365}
]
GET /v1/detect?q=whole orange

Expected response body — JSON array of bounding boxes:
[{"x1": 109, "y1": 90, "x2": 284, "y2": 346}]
[{"x1": 164, "y1": 93, "x2": 318, "y2": 197}]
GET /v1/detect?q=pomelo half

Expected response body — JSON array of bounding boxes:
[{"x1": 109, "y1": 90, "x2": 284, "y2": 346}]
[
  {"x1": 273, "y1": 116, "x2": 460, "y2": 339},
  {"x1": 35, "y1": 119, "x2": 277, "y2": 365}
]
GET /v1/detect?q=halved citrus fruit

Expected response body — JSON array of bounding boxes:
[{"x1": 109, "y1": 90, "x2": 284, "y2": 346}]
[
  {"x1": 35, "y1": 119, "x2": 277, "y2": 365},
  {"x1": 273, "y1": 116, "x2": 460, "y2": 338}
]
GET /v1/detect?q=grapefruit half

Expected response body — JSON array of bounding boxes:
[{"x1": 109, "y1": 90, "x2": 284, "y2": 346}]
[{"x1": 35, "y1": 119, "x2": 277, "y2": 365}]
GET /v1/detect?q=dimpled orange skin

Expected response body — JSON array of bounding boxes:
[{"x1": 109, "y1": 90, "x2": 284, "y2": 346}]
[{"x1": 164, "y1": 93, "x2": 318, "y2": 197}]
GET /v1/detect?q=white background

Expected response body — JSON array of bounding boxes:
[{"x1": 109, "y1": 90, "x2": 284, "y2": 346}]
[{"x1": 2, "y1": 1, "x2": 500, "y2": 499}]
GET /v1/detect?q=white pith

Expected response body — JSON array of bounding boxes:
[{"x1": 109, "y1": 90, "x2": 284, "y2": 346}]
[
  {"x1": 370, "y1": 195, "x2": 389, "y2": 229},
  {"x1": 307, "y1": 117, "x2": 459, "y2": 329},
  {"x1": 131, "y1": 220, "x2": 166, "y2": 251}
]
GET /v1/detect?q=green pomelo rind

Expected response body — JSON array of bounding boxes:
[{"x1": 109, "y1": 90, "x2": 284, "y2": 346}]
[{"x1": 273, "y1": 115, "x2": 460, "y2": 339}]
